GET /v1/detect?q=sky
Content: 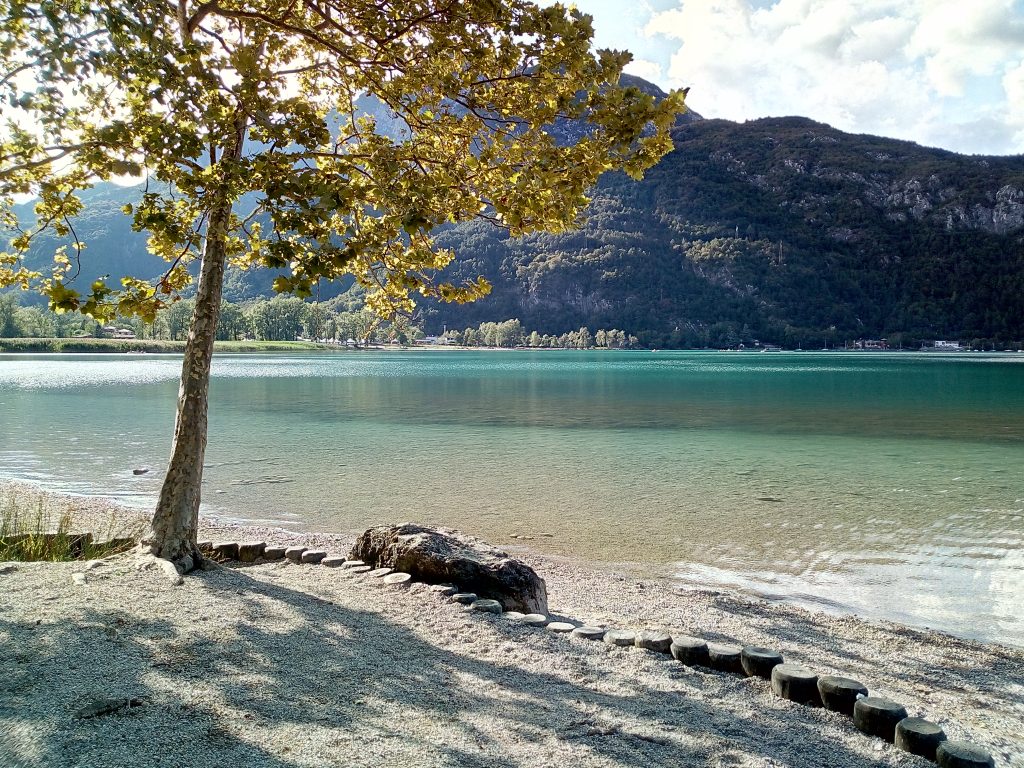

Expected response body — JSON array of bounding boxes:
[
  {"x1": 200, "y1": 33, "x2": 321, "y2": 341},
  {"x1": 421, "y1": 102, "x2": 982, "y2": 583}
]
[{"x1": 572, "y1": 0, "x2": 1024, "y2": 156}]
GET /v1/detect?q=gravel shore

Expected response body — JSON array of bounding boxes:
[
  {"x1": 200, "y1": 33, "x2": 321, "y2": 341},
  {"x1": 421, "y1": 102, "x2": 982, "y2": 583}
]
[{"x1": 1, "y1": 483, "x2": 1022, "y2": 767}]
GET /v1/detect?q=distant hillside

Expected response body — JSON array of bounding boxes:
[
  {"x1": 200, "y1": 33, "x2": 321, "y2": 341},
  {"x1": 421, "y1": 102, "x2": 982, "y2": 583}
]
[
  {"x1": 9, "y1": 80, "x2": 1024, "y2": 346},
  {"x1": 425, "y1": 116, "x2": 1024, "y2": 346}
]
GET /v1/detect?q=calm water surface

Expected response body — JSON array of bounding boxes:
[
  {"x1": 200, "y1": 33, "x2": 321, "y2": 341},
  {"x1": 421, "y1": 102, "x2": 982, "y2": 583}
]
[{"x1": 1, "y1": 350, "x2": 1022, "y2": 646}]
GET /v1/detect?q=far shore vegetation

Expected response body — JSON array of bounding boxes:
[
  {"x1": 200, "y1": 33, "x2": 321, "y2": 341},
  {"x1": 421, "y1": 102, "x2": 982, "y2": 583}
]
[{"x1": 4, "y1": 293, "x2": 1018, "y2": 353}]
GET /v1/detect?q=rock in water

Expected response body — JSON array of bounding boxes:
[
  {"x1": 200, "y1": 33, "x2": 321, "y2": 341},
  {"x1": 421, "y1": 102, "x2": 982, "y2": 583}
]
[{"x1": 351, "y1": 523, "x2": 548, "y2": 613}]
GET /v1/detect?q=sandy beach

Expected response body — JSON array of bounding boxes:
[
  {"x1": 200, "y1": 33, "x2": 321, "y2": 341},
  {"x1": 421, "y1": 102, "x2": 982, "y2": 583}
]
[{"x1": 1, "y1": 482, "x2": 1022, "y2": 767}]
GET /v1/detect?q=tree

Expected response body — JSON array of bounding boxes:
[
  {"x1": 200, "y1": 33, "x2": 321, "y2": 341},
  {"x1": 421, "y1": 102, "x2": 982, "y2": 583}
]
[
  {"x1": 216, "y1": 300, "x2": 248, "y2": 341},
  {"x1": 1, "y1": 0, "x2": 684, "y2": 570}
]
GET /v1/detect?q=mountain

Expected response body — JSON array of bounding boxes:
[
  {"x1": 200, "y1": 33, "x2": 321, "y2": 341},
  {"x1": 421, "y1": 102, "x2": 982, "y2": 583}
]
[
  {"x1": 9, "y1": 78, "x2": 1024, "y2": 345},
  {"x1": 424, "y1": 116, "x2": 1024, "y2": 346}
]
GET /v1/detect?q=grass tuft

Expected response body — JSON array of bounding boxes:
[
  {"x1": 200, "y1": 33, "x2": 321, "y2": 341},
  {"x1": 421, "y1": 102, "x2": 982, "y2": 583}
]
[{"x1": 0, "y1": 490, "x2": 143, "y2": 562}]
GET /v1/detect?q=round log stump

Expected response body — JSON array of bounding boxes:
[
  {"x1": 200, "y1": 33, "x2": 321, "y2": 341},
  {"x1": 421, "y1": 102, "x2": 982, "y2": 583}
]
[
  {"x1": 382, "y1": 572, "x2": 411, "y2": 586},
  {"x1": 604, "y1": 629, "x2": 637, "y2": 647},
  {"x1": 547, "y1": 621, "x2": 576, "y2": 633},
  {"x1": 670, "y1": 636, "x2": 710, "y2": 667},
  {"x1": 854, "y1": 697, "x2": 908, "y2": 742},
  {"x1": 284, "y1": 546, "x2": 306, "y2": 563},
  {"x1": 263, "y1": 545, "x2": 286, "y2": 561},
  {"x1": 301, "y1": 550, "x2": 327, "y2": 564},
  {"x1": 770, "y1": 664, "x2": 821, "y2": 705},
  {"x1": 636, "y1": 631, "x2": 672, "y2": 653},
  {"x1": 237, "y1": 542, "x2": 266, "y2": 563},
  {"x1": 936, "y1": 741, "x2": 995, "y2": 768},
  {"x1": 571, "y1": 626, "x2": 606, "y2": 641},
  {"x1": 341, "y1": 559, "x2": 365, "y2": 569},
  {"x1": 322, "y1": 556, "x2": 346, "y2": 568},
  {"x1": 451, "y1": 592, "x2": 478, "y2": 605},
  {"x1": 213, "y1": 542, "x2": 239, "y2": 560},
  {"x1": 429, "y1": 584, "x2": 457, "y2": 596},
  {"x1": 706, "y1": 643, "x2": 744, "y2": 674},
  {"x1": 817, "y1": 676, "x2": 869, "y2": 716},
  {"x1": 741, "y1": 646, "x2": 784, "y2": 679},
  {"x1": 895, "y1": 717, "x2": 946, "y2": 761},
  {"x1": 521, "y1": 614, "x2": 548, "y2": 627}
]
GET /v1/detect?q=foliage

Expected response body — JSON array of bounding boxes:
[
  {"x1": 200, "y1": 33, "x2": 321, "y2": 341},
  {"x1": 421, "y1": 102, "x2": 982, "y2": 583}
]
[
  {"x1": 0, "y1": 491, "x2": 142, "y2": 561},
  {"x1": 1, "y1": 0, "x2": 684, "y2": 323}
]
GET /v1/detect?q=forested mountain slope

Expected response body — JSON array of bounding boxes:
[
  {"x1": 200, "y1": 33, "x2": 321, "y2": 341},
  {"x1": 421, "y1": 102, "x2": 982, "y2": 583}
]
[
  {"x1": 10, "y1": 78, "x2": 1024, "y2": 346},
  {"x1": 426, "y1": 116, "x2": 1024, "y2": 346}
]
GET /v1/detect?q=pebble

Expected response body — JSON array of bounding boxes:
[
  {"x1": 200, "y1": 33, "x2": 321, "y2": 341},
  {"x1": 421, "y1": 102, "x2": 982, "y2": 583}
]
[{"x1": 72, "y1": 573, "x2": 87, "y2": 586}]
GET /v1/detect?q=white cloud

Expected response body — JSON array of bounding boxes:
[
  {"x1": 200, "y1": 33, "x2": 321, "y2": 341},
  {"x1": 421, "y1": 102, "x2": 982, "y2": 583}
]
[
  {"x1": 643, "y1": 0, "x2": 1024, "y2": 154},
  {"x1": 624, "y1": 57, "x2": 667, "y2": 84}
]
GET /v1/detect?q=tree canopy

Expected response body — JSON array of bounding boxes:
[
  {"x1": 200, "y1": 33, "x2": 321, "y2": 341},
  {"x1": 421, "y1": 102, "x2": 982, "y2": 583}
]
[
  {"x1": 0, "y1": 0, "x2": 685, "y2": 568},
  {"x1": 2, "y1": 0, "x2": 684, "y2": 317}
]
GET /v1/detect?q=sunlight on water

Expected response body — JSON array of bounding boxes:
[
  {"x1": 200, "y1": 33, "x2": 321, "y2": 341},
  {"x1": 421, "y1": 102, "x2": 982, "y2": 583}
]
[{"x1": 1, "y1": 350, "x2": 1022, "y2": 646}]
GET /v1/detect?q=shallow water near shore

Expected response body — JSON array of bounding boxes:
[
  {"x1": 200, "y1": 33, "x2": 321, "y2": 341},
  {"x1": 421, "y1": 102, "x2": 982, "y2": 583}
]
[{"x1": 1, "y1": 349, "x2": 1022, "y2": 646}]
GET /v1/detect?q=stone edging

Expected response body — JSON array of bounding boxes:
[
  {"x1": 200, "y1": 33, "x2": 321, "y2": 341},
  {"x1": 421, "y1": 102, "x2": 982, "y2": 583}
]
[{"x1": 198, "y1": 539, "x2": 996, "y2": 768}]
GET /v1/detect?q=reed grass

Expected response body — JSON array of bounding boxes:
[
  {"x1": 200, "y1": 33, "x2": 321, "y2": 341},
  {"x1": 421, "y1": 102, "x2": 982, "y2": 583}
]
[{"x1": 0, "y1": 490, "x2": 143, "y2": 562}]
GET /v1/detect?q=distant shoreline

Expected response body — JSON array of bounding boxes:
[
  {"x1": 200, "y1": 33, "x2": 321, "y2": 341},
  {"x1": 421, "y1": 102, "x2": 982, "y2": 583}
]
[{"x1": 3, "y1": 337, "x2": 1022, "y2": 355}]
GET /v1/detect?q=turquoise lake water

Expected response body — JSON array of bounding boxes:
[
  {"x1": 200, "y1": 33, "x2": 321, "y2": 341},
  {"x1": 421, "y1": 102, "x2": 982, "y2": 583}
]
[{"x1": 1, "y1": 350, "x2": 1022, "y2": 646}]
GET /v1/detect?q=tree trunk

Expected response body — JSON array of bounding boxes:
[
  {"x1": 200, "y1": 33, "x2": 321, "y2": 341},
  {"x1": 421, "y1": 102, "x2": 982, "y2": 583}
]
[{"x1": 143, "y1": 201, "x2": 231, "y2": 568}]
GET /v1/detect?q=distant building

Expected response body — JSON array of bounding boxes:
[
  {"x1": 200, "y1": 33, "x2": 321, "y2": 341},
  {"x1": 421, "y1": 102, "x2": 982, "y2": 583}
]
[
  {"x1": 932, "y1": 340, "x2": 964, "y2": 350},
  {"x1": 100, "y1": 325, "x2": 136, "y2": 339},
  {"x1": 854, "y1": 339, "x2": 889, "y2": 350}
]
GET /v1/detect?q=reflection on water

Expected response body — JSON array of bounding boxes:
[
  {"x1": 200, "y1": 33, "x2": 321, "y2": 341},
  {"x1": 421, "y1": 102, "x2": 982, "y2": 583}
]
[{"x1": 1, "y1": 350, "x2": 1022, "y2": 646}]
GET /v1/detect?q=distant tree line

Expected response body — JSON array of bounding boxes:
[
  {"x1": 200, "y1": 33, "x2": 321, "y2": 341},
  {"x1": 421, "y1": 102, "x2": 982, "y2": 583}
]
[
  {"x1": 449, "y1": 319, "x2": 638, "y2": 349},
  {"x1": 2, "y1": 292, "x2": 1019, "y2": 351}
]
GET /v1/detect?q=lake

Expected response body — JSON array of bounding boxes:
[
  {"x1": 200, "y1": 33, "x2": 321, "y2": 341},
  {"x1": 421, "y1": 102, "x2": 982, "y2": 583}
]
[{"x1": 1, "y1": 349, "x2": 1022, "y2": 646}]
